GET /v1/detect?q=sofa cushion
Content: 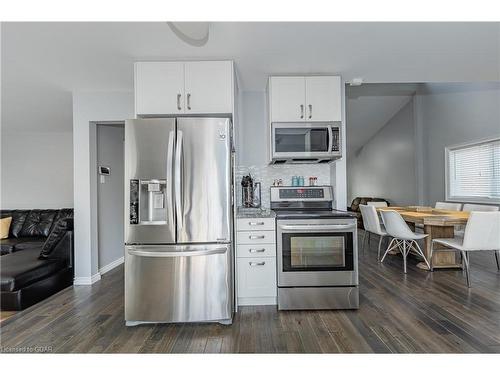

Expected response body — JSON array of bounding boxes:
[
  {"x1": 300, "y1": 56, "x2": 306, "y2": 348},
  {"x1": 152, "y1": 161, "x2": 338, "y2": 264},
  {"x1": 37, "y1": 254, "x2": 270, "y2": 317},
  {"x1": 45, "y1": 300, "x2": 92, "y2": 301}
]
[
  {"x1": 1, "y1": 216, "x2": 12, "y2": 239},
  {"x1": 0, "y1": 247, "x2": 66, "y2": 292},
  {"x1": 19, "y1": 210, "x2": 58, "y2": 238},
  {"x1": 0, "y1": 237, "x2": 44, "y2": 256},
  {"x1": 49, "y1": 208, "x2": 73, "y2": 233},
  {"x1": 8, "y1": 210, "x2": 30, "y2": 238},
  {"x1": 40, "y1": 218, "x2": 73, "y2": 258}
]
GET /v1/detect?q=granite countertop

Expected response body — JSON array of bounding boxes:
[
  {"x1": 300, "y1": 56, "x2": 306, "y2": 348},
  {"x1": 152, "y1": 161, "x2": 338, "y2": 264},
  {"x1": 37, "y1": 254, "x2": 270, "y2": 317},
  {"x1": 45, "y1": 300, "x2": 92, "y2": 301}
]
[{"x1": 236, "y1": 207, "x2": 276, "y2": 219}]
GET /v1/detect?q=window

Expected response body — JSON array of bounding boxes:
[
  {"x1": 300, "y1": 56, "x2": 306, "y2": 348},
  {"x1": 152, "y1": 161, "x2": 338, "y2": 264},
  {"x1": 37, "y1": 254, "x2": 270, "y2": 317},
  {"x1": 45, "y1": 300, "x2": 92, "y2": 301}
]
[{"x1": 446, "y1": 138, "x2": 500, "y2": 203}]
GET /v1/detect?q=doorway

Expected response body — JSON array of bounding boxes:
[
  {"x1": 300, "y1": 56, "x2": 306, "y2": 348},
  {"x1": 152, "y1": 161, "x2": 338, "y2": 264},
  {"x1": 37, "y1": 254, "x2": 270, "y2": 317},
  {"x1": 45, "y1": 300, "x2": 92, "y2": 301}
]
[{"x1": 96, "y1": 123, "x2": 125, "y2": 274}]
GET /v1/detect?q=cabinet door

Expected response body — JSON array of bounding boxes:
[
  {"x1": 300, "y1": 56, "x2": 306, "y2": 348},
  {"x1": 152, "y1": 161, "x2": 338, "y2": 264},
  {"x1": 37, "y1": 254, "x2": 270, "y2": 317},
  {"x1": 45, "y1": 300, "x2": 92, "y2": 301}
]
[
  {"x1": 269, "y1": 76, "x2": 306, "y2": 122},
  {"x1": 305, "y1": 76, "x2": 342, "y2": 121},
  {"x1": 237, "y1": 257, "x2": 277, "y2": 298},
  {"x1": 134, "y1": 62, "x2": 185, "y2": 116},
  {"x1": 184, "y1": 61, "x2": 233, "y2": 114}
]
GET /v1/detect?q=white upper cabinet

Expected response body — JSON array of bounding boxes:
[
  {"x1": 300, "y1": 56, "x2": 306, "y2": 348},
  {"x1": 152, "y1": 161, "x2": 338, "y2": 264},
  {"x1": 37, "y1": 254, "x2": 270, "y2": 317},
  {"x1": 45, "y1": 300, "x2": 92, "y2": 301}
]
[
  {"x1": 184, "y1": 61, "x2": 233, "y2": 114},
  {"x1": 135, "y1": 62, "x2": 185, "y2": 116},
  {"x1": 305, "y1": 76, "x2": 342, "y2": 121},
  {"x1": 269, "y1": 76, "x2": 306, "y2": 122},
  {"x1": 268, "y1": 75, "x2": 342, "y2": 122},
  {"x1": 134, "y1": 60, "x2": 233, "y2": 116}
]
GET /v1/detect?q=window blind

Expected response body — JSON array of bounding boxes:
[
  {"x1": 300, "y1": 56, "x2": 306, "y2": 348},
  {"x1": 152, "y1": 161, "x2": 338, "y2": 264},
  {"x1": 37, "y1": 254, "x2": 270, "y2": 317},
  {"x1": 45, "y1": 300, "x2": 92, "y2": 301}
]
[{"x1": 448, "y1": 138, "x2": 500, "y2": 201}]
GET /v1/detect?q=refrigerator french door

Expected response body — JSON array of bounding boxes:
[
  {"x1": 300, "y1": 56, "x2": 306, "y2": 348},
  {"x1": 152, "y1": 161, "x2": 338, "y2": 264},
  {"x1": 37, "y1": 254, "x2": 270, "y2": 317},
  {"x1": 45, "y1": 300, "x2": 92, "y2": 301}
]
[{"x1": 124, "y1": 117, "x2": 233, "y2": 325}]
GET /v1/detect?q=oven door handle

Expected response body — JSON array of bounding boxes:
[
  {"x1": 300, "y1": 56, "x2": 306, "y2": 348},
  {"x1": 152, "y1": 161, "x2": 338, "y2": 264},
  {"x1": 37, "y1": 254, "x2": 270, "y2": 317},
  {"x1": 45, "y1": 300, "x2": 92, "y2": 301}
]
[{"x1": 279, "y1": 224, "x2": 356, "y2": 231}]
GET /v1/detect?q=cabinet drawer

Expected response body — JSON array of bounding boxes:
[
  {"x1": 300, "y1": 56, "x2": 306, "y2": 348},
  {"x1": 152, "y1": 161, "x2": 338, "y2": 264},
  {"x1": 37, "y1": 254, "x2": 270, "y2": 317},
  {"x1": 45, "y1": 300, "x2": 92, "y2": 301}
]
[
  {"x1": 236, "y1": 217, "x2": 275, "y2": 231},
  {"x1": 237, "y1": 257, "x2": 277, "y2": 298},
  {"x1": 237, "y1": 243, "x2": 276, "y2": 258},
  {"x1": 237, "y1": 230, "x2": 275, "y2": 244}
]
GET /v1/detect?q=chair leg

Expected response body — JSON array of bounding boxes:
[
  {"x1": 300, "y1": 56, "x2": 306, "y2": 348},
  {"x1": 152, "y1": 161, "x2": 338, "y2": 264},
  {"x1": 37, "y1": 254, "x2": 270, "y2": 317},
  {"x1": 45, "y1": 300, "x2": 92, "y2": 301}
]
[
  {"x1": 412, "y1": 240, "x2": 431, "y2": 271},
  {"x1": 361, "y1": 230, "x2": 367, "y2": 253},
  {"x1": 461, "y1": 250, "x2": 471, "y2": 288},
  {"x1": 377, "y1": 236, "x2": 384, "y2": 261},
  {"x1": 402, "y1": 240, "x2": 408, "y2": 274},
  {"x1": 495, "y1": 251, "x2": 500, "y2": 271},
  {"x1": 381, "y1": 238, "x2": 396, "y2": 263},
  {"x1": 429, "y1": 240, "x2": 435, "y2": 271}
]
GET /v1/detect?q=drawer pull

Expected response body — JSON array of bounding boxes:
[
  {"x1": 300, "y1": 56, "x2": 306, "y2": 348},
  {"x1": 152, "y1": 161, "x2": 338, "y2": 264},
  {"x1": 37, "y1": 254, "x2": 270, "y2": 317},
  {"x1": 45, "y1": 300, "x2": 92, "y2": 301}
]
[
  {"x1": 249, "y1": 235, "x2": 265, "y2": 240},
  {"x1": 249, "y1": 221, "x2": 265, "y2": 226},
  {"x1": 249, "y1": 261, "x2": 266, "y2": 267},
  {"x1": 249, "y1": 248, "x2": 266, "y2": 253}
]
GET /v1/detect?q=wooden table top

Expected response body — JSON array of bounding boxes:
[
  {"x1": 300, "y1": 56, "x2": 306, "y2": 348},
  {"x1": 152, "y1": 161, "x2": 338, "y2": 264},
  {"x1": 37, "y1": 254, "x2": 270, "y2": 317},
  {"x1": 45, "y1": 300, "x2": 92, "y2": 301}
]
[{"x1": 377, "y1": 206, "x2": 469, "y2": 226}]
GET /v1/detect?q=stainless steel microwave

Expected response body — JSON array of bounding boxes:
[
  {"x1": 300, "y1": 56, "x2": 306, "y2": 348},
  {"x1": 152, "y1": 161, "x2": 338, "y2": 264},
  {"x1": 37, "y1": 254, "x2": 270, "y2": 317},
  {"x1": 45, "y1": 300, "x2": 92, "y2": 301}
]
[{"x1": 271, "y1": 122, "x2": 342, "y2": 164}]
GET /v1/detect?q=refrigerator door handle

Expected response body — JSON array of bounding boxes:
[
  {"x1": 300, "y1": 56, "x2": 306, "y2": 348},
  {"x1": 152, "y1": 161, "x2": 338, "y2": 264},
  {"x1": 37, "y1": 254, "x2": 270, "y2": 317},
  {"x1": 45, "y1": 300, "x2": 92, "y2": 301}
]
[
  {"x1": 166, "y1": 130, "x2": 175, "y2": 228},
  {"x1": 175, "y1": 130, "x2": 183, "y2": 230},
  {"x1": 127, "y1": 247, "x2": 227, "y2": 258}
]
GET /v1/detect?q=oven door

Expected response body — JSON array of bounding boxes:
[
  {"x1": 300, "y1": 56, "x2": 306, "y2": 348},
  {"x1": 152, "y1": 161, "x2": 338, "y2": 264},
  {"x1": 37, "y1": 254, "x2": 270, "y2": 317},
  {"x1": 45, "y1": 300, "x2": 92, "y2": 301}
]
[
  {"x1": 272, "y1": 123, "x2": 333, "y2": 159},
  {"x1": 277, "y1": 219, "x2": 358, "y2": 287}
]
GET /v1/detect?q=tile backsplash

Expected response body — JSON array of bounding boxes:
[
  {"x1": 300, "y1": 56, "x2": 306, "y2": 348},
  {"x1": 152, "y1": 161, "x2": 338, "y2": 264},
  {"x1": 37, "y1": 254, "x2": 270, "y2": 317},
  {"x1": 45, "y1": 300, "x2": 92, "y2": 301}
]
[{"x1": 235, "y1": 164, "x2": 331, "y2": 208}]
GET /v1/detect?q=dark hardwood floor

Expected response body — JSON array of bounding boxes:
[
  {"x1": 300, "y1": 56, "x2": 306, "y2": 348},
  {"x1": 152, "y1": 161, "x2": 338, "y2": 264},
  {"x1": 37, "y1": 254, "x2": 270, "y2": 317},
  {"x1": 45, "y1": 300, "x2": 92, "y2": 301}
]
[{"x1": 2, "y1": 231, "x2": 500, "y2": 353}]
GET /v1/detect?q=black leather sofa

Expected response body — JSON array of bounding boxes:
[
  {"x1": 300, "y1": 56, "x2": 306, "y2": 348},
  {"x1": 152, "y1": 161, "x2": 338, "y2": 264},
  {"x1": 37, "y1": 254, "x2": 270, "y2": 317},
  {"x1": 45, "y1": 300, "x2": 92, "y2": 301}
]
[
  {"x1": 0, "y1": 209, "x2": 74, "y2": 310},
  {"x1": 347, "y1": 197, "x2": 390, "y2": 229}
]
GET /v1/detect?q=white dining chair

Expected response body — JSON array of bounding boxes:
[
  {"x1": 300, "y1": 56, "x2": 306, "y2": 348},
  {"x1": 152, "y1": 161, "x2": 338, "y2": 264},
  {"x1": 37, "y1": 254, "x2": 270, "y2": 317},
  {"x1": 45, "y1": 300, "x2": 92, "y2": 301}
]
[
  {"x1": 367, "y1": 201, "x2": 388, "y2": 208},
  {"x1": 430, "y1": 212, "x2": 500, "y2": 287},
  {"x1": 380, "y1": 210, "x2": 431, "y2": 273},
  {"x1": 359, "y1": 205, "x2": 388, "y2": 260},
  {"x1": 455, "y1": 204, "x2": 499, "y2": 237},
  {"x1": 434, "y1": 202, "x2": 462, "y2": 211},
  {"x1": 462, "y1": 203, "x2": 499, "y2": 212}
]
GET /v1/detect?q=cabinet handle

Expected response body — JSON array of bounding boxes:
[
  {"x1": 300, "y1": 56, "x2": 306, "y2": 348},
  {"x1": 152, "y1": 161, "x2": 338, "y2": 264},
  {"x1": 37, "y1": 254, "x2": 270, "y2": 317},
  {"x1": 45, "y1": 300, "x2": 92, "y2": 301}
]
[
  {"x1": 308, "y1": 104, "x2": 312, "y2": 119},
  {"x1": 177, "y1": 94, "x2": 182, "y2": 110},
  {"x1": 249, "y1": 261, "x2": 266, "y2": 267},
  {"x1": 186, "y1": 93, "x2": 191, "y2": 110},
  {"x1": 249, "y1": 248, "x2": 266, "y2": 253},
  {"x1": 300, "y1": 104, "x2": 304, "y2": 119},
  {"x1": 248, "y1": 221, "x2": 265, "y2": 226},
  {"x1": 249, "y1": 235, "x2": 265, "y2": 240}
]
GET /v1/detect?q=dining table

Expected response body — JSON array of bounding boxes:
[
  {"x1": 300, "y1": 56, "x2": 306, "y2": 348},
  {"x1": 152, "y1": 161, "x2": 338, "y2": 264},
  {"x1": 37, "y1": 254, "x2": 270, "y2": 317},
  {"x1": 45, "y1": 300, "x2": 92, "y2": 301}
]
[{"x1": 376, "y1": 206, "x2": 470, "y2": 271}]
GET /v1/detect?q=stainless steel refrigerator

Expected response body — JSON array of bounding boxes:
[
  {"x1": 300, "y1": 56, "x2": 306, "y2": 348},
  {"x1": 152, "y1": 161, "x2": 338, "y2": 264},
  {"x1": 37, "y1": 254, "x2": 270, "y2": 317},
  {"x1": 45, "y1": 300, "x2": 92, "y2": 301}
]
[{"x1": 124, "y1": 117, "x2": 233, "y2": 326}]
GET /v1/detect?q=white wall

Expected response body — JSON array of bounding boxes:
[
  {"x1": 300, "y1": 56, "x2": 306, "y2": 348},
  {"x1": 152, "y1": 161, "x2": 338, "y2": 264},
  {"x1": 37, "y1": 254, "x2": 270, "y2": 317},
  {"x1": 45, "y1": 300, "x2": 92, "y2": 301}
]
[
  {"x1": 73, "y1": 91, "x2": 133, "y2": 284},
  {"x1": 420, "y1": 82, "x2": 500, "y2": 205},
  {"x1": 97, "y1": 124, "x2": 125, "y2": 273},
  {"x1": 1, "y1": 131, "x2": 73, "y2": 208},
  {"x1": 347, "y1": 100, "x2": 417, "y2": 206}
]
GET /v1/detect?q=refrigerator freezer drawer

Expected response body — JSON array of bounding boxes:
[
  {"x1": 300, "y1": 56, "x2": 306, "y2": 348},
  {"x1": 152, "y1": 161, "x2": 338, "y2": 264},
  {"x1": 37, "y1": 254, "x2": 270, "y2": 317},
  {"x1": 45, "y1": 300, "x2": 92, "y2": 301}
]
[{"x1": 125, "y1": 244, "x2": 232, "y2": 324}]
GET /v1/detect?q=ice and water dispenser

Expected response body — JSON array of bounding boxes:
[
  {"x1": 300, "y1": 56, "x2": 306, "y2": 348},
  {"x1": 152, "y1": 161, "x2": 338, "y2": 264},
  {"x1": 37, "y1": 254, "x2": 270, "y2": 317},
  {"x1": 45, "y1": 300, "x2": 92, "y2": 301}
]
[{"x1": 129, "y1": 179, "x2": 167, "y2": 225}]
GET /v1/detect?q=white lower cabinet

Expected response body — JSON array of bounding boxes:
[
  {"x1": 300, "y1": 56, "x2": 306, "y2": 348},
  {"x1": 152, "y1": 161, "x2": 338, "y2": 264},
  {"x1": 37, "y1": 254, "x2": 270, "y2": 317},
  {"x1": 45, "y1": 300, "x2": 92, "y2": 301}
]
[
  {"x1": 237, "y1": 258, "x2": 277, "y2": 304},
  {"x1": 236, "y1": 216, "x2": 277, "y2": 306}
]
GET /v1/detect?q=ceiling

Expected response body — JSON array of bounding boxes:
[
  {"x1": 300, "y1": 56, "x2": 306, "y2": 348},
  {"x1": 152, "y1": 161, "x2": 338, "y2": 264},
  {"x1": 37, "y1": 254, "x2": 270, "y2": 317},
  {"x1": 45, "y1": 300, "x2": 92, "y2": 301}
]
[{"x1": 2, "y1": 22, "x2": 499, "y2": 132}]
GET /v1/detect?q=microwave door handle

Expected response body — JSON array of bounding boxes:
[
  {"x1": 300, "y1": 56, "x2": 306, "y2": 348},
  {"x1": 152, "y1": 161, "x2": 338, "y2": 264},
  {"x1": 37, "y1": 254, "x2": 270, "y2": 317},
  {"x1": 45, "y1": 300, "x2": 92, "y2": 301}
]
[
  {"x1": 175, "y1": 130, "x2": 183, "y2": 230},
  {"x1": 167, "y1": 131, "x2": 175, "y2": 227},
  {"x1": 328, "y1": 125, "x2": 333, "y2": 154}
]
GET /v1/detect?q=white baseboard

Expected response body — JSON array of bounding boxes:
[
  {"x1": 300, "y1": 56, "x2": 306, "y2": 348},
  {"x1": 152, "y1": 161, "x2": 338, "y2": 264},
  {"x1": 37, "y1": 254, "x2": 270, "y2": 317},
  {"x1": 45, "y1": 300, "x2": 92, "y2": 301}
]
[
  {"x1": 238, "y1": 296, "x2": 277, "y2": 306},
  {"x1": 74, "y1": 273, "x2": 101, "y2": 285},
  {"x1": 73, "y1": 257, "x2": 124, "y2": 286},
  {"x1": 99, "y1": 256, "x2": 124, "y2": 275}
]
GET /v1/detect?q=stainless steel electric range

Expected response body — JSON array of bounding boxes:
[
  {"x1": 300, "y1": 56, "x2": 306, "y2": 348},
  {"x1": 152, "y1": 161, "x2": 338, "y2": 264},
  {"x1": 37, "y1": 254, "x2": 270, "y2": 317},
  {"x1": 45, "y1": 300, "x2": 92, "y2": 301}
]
[{"x1": 271, "y1": 186, "x2": 359, "y2": 310}]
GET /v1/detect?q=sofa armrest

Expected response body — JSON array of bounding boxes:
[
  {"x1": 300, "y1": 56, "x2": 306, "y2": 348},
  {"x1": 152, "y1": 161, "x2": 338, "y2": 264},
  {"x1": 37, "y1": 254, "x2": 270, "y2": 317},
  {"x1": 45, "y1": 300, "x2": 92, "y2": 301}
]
[{"x1": 46, "y1": 231, "x2": 74, "y2": 268}]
